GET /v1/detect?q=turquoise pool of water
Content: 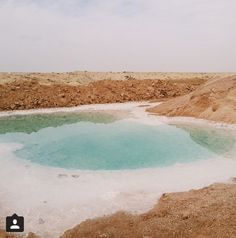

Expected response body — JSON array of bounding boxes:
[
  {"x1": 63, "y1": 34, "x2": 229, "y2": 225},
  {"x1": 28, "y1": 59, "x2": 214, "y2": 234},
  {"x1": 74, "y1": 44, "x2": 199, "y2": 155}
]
[{"x1": 0, "y1": 112, "x2": 234, "y2": 170}]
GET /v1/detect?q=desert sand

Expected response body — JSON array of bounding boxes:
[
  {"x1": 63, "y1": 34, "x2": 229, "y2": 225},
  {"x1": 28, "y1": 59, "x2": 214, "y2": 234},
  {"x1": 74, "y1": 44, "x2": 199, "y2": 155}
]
[
  {"x1": 0, "y1": 72, "x2": 233, "y2": 85},
  {"x1": 148, "y1": 76, "x2": 236, "y2": 124}
]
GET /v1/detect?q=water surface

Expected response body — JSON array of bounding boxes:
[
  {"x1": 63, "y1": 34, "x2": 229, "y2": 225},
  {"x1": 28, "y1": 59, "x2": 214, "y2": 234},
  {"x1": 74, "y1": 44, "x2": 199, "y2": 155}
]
[{"x1": 0, "y1": 112, "x2": 234, "y2": 170}]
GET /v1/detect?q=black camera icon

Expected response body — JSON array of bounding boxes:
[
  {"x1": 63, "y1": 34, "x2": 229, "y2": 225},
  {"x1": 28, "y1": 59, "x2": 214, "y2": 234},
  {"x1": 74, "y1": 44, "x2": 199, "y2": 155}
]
[{"x1": 6, "y1": 214, "x2": 24, "y2": 232}]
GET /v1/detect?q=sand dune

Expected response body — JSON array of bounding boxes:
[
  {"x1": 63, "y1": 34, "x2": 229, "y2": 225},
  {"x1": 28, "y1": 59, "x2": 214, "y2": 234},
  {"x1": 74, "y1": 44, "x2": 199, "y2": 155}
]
[{"x1": 148, "y1": 76, "x2": 236, "y2": 124}]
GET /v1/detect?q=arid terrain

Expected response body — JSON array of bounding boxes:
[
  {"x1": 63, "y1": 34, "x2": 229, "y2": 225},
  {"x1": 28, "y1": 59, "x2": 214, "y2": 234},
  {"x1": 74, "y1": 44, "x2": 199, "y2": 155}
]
[
  {"x1": 148, "y1": 75, "x2": 236, "y2": 124},
  {"x1": 0, "y1": 72, "x2": 235, "y2": 238},
  {"x1": 1, "y1": 181, "x2": 236, "y2": 238},
  {"x1": 0, "y1": 77, "x2": 206, "y2": 111},
  {"x1": 0, "y1": 72, "x2": 234, "y2": 112},
  {"x1": 0, "y1": 72, "x2": 232, "y2": 85},
  {"x1": 61, "y1": 181, "x2": 236, "y2": 238}
]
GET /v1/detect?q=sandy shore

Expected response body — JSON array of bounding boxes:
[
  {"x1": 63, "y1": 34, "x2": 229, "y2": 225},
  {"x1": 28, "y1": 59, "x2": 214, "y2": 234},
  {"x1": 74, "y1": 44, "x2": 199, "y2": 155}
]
[
  {"x1": 2, "y1": 180, "x2": 236, "y2": 238},
  {"x1": 61, "y1": 181, "x2": 236, "y2": 238}
]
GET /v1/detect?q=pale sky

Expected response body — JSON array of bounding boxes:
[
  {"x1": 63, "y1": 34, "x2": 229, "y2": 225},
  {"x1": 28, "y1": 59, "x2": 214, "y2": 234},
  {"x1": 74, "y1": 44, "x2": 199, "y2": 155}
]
[{"x1": 0, "y1": 0, "x2": 235, "y2": 72}]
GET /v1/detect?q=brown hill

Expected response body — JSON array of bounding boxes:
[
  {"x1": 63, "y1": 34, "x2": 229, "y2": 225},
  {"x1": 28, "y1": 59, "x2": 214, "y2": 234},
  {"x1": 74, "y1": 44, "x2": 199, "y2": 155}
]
[{"x1": 147, "y1": 76, "x2": 236, "y2": 124}]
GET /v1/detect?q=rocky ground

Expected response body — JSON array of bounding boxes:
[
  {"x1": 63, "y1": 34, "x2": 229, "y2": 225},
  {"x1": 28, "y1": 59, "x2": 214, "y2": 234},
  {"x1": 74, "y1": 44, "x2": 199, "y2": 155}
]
[{"x1": 0, "y1": 78, "x2": 205, "y2": 111}]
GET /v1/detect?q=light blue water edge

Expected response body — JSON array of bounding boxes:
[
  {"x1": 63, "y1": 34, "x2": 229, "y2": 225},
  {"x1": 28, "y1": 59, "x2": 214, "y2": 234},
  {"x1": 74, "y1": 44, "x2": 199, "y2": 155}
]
[{"x1": 0, "y1": 111, "x2": 234, "y2": 170}]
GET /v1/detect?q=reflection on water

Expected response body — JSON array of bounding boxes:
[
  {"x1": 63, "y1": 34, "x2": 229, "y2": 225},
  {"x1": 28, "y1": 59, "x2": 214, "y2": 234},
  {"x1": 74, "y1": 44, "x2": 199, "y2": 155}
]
[
  {"x1": 0, "y1": 112, "x2": 118, "y2": 134},
  {"x1": 175, "y1": 124, "x2": 235, "y2": 156}
]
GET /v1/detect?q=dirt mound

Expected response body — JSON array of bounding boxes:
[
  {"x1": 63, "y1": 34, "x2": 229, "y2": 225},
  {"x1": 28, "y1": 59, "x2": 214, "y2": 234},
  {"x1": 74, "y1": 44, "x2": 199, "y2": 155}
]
[
  {"x1": 61, "y1": 182, "x2": 236, "y2": 238},
  {"x1": 0, "y1": 79, "x2": 204, "y2": 111},
  {"x1": 148, "y1": 76, "x2": 236, "y2": 123}
]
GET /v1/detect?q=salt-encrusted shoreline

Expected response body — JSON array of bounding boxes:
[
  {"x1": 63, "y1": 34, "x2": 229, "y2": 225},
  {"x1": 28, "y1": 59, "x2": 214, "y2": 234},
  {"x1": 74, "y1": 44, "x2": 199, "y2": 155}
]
[
  {"x1": 1, "y1": 101, "x2": 235, "y2": 130},
  {"x1": 0, "y1": 102, "x2": 235, "y2": 237}
]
